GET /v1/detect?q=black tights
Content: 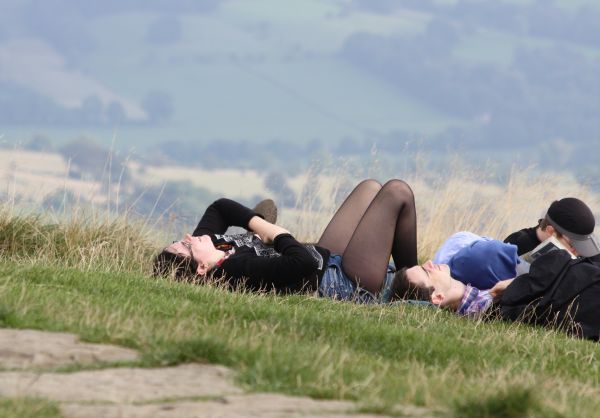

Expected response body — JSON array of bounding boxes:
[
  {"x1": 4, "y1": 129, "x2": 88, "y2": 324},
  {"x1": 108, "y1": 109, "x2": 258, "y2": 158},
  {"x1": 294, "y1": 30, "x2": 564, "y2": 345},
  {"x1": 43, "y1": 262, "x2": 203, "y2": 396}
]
[{"x1": 317, "y1": 179, "x2": 417, "y2": 294}]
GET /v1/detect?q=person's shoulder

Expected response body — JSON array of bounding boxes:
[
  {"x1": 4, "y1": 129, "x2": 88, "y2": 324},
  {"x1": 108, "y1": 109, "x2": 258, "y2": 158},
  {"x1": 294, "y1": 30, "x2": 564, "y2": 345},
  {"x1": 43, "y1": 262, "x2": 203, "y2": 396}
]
[
  {"x1": 434, "y1": 231, "x2": 483, "y2": 264},
  {"x1": 503, "y1": 226, "x2": 540, "y2": 255},
  {"x1": 503, "y1": 226, "x2": 538, "y2": 242}
]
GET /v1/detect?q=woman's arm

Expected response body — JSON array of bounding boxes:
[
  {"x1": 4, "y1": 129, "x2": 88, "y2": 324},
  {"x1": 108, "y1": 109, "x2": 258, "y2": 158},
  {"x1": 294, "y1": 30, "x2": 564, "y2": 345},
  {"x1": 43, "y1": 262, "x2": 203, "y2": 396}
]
[
  {"x1": 247, "y1": 216, "x2": 290, "y2": 244},
  {"x1": 192, "y1": 198, "x2": 263, "y2": 236},
  {"x1": 222, "y1": 233, "x2": 319, "y2": 289}
]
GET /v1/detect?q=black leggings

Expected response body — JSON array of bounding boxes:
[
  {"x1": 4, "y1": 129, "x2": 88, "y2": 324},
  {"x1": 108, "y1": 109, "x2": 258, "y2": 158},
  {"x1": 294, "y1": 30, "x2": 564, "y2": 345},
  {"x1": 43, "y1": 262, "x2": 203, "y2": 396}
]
[{"x1": 317, "y1": 179, "x2": 418, "y2": 294}]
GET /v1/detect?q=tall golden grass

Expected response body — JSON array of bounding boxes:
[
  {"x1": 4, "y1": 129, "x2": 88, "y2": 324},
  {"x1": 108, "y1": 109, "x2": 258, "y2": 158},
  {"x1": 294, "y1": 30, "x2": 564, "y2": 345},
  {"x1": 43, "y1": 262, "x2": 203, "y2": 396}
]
[
  {"x1": 287, "y1": 163, "x2": 600, "y2": 261},
  {"x1": 1, "y1": 159, "x2": 598, "y2": 271},
  {"x1": 0, "y1": 206, "x2": 159, "y2": 274}
]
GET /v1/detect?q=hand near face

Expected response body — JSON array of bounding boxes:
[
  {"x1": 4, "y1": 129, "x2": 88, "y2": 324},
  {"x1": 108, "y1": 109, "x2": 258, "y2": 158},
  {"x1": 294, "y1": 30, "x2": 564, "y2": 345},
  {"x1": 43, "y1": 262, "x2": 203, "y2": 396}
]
[
  {"x1": 248, "y1": 216, "x2": 289, "y2": 244},
  {"x1": 489, "y1": 278, "x2": 514, "y2": 299}
]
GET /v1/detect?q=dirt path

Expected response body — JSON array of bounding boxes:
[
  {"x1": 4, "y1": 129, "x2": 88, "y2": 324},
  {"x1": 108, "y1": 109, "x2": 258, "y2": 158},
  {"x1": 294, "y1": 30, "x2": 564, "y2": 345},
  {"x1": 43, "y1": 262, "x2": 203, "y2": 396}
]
[{"x1": 0, "y1": 328, "x2": 431, "y2": 418}]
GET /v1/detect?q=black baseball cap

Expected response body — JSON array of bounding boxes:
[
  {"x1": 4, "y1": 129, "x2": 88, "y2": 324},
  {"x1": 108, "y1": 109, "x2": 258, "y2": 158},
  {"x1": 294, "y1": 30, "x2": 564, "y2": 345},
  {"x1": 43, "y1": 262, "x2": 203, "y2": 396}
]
[{"x1": 546, "y1": 197, "x2": 599, "y2": 257}]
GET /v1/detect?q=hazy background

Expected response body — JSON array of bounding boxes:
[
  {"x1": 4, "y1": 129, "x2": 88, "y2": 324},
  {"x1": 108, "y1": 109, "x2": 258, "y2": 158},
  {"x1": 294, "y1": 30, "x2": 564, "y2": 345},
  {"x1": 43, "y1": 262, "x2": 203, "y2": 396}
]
[{"x1": 1, "y1": 0, "x2": 600, "y2": 224}]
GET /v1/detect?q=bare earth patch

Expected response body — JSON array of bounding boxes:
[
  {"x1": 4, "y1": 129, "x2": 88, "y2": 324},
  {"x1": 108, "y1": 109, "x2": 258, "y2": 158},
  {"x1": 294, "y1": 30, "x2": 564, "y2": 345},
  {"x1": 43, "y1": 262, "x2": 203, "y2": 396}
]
[
  {"x1": 0, "y1": 328, "x2": 138, "y2": 370},
  {"x1": 0, "y1": 364, "x2": 242, "y2": 403},
  {"x1": 61, "y1": 394, "x2": 393, "y2": 418},
  {"x1": 0, "y1": 329, "x2": 428, "y2": 417}
]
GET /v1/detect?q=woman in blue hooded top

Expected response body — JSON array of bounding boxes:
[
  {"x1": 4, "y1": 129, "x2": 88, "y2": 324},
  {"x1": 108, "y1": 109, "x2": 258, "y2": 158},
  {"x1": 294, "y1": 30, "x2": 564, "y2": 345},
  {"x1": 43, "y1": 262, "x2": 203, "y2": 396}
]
[
  {"x1": 433, "y1": 231, "x2": 520, "y2": 290},
  {"x1": 391, "y1": 231, "x2": 521, "y2": 303}
]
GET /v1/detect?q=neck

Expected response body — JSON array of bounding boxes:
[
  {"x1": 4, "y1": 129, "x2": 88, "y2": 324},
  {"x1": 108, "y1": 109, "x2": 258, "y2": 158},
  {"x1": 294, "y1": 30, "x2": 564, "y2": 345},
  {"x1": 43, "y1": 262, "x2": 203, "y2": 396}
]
[
  {"x1": 445, "y1": 281, "x2": 467, "y2": 311},
  {"x1": 205, "y1": 249, "x2": 226, "y2": 272}
]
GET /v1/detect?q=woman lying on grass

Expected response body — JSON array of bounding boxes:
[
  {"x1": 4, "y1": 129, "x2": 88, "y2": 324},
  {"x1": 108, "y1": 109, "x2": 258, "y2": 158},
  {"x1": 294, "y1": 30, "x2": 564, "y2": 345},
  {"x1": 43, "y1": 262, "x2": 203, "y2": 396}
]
[
  {"x1": 399, "y1": 195, "x2": 600, "y2": 308},
  {"x1": 153, "y1": 178, "x2": 538, "y2": 306},
  {"x1": 424, "y1": 247, "x2": 600, "y2": 341},
  {"x1": 154, "y1": 179, "x2": 419, "y2": 303},
  {"x1": 153, "y1": 178, "x2": 600, "y2": 338},
  {"x1": 401, "y1": 200, "x2": 600, "y2": 340}
]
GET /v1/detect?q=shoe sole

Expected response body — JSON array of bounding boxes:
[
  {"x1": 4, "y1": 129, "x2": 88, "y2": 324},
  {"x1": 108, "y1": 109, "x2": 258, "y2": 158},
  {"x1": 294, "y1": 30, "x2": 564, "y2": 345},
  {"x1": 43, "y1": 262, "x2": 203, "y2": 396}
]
[{"x1": 253, "y1": 199, "x2": 278, "y2": 224}]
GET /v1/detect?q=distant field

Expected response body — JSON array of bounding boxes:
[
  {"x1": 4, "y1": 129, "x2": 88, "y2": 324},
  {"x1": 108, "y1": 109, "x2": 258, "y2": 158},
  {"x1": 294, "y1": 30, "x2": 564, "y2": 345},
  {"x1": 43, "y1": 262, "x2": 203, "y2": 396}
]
[
  {"x1": 454, "y1": 27, "x2": 600, "y2": 67},
  {"x1": 0, "y1": 0, "x2": 455, "y2": 152},
  {"x1": 0, "y1": 149, "x2": 103, "y2": 205},
  {"x1": 0, "y1": 149, "x2": 269, "y2": 206},
  {"x1": 138, "y1": 165, "x2": 267, "y2": 198},
  {"x1": 0, "y1": 149, "x2": 342, "y2": 213},
  {"x1": 3, "y1": 0, "x2": 600, "y2": 155},
  {"x1": 3, "y1": 147, "x2": 599, "y2": 257},
  {"x1": 1, "y1": 51, "x2": 462, "y2": 151}
]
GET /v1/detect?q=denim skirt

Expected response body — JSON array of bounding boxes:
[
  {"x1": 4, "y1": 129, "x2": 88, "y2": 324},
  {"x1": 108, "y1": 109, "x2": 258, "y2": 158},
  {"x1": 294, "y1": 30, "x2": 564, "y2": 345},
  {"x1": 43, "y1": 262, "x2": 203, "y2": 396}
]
[{"x1": 318, "y1": 254, "x2": 379, "y2": 304}]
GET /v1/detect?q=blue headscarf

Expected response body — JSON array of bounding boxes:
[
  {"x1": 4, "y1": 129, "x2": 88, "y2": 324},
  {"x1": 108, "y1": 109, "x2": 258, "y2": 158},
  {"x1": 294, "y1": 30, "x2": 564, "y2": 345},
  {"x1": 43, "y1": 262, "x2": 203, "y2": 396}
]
[{"x1": 449, "y1": 239, "x2": 519, "y2": 290}]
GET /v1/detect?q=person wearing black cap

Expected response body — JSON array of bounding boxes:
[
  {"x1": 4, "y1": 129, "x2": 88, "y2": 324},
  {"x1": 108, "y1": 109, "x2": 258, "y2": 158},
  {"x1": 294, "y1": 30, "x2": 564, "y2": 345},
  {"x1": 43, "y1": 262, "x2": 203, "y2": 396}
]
[{"x1": 504, "y1": 197, "x2": 600, "y2": 258}]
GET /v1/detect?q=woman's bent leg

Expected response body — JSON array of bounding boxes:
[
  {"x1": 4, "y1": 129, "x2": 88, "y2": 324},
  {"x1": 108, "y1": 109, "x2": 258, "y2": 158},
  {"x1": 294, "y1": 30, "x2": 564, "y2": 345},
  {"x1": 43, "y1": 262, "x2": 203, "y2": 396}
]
[
  {"x1": 341, "y1": 179, "x2": 418, "y2": 294},
  {"x1": 317, "y1": 179, "x2": 382, "y2": 255}
]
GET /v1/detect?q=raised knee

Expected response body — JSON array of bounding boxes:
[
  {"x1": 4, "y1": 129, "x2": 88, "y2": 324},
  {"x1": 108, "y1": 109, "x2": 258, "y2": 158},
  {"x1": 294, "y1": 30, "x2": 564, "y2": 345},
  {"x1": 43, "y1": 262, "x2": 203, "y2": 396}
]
[
  {"x1": 383, "y1": 179, "x2": 414, "y2": 198},
  {"x1": 356, "y1": 179, "x2": 382, "y2": 192},
  {"x1": 381, "y1": 179, "x2": 415, "y2": 201}
]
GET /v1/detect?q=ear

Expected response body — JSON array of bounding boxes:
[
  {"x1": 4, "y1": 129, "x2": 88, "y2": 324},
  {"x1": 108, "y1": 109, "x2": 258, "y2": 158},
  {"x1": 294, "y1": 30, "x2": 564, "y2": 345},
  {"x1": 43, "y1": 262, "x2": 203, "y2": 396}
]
[
  {"x1": 196, "y1": 262, "x2": 208, "y2": 276},
  {"x1": 184, "y1": 233, "x2": 193, "y2": 242},
  {"x1": 431, "y1": 291, "x2": 445, "y2": 306},
  {"x1": 545, "y1": 225, "x2": 555, "y2": 235}
]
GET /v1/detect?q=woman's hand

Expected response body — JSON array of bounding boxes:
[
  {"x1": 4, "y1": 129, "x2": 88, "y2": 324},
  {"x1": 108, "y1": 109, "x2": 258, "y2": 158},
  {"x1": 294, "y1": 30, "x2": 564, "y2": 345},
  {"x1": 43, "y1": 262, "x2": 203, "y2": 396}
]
[
  {"x1": 248, "y1": 216, "x2": 290, "y2": 244},
  {"x1": 489, "y1": 278, "x2": 514, "y2": 299}
]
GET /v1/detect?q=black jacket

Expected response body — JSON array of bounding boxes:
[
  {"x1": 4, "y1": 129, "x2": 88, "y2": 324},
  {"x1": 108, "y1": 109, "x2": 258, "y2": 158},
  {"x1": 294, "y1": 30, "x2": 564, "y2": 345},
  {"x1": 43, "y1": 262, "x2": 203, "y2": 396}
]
[
  {"x1": 192, "y1": 198, "x2": 329, "y2": 294},
  {"x1": 499, "y1": 250, "x2": 600, "y2": 340}
]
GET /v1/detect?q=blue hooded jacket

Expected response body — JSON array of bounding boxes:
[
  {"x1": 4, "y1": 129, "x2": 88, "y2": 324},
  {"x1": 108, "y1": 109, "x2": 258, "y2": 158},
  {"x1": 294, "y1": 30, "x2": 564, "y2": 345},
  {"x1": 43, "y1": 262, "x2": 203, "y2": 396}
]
[{"x1": 449, "y1": 239, "x2": 519, "y2": 290}]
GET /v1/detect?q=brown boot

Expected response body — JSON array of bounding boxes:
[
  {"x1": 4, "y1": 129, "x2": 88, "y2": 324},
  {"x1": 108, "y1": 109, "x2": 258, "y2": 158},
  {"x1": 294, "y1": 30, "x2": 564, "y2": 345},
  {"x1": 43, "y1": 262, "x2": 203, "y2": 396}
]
[{"x1": 253, "y1": 199, "x2": 278, "y2": 224}]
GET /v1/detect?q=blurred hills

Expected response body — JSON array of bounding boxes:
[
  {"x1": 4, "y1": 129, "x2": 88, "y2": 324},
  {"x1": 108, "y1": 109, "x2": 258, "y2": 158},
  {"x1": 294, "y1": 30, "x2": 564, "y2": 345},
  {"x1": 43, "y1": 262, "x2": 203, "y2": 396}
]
[{"x1": 1, "y1": 0, "x2": 600, "y2": 181}]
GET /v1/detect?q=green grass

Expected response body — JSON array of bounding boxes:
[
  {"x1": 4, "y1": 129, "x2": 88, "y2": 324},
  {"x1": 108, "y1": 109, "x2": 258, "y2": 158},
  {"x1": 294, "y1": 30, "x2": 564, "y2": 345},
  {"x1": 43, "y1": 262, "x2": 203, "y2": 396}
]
[
  {"x1": 0, "y1": 208, "x2": 157, "y2": 273},
  {"x1": 0, "y1": 398, "x2": 62, "y2": 418},
  {"x1": 2, "y1": 261, "x2": 600, "y2": 416},
  {"x1": 2, "y1": 173, "x2": 600, "y2": 417}
]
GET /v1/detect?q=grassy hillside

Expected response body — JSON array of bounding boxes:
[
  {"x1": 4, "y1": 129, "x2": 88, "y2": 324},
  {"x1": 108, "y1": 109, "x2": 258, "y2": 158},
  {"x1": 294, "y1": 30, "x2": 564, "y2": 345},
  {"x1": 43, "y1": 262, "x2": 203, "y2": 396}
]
[
  {"x1": 2, "y1": 256, "x2": 600, "y2": 417},
  {"x1": 2, "y1": 167, "x2": 600, "y2": 416}
]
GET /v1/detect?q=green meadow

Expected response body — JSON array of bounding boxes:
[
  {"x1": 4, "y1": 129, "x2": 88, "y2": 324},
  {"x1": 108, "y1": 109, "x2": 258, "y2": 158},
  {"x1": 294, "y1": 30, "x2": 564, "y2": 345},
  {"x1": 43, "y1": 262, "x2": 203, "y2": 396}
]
[
  {"x1": 2, "y1": 167, "x2": 600, "y2": 417},
  {"x1": 3, "y1": 260, "x2": 600, "y2": 418}
]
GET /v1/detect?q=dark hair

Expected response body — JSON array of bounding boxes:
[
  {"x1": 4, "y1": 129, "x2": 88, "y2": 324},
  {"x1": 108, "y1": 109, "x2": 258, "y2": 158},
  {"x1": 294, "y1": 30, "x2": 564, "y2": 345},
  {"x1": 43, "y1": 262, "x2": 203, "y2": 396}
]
[
  {"x1": 390, "y1": 267, "x2": 434, "y2": 302},
  {"x1": 389, "y1": 267, "x2": 410, "y2": 301},
  {"x1": 538, "y1": 215, "x2": 562, "y2": 233},
  {"x1": 153, "y1": 249, "x2": 198, "y2": 281},
  {"x1": 539, "y1": 217, "x2": 563, "y2": 238}
]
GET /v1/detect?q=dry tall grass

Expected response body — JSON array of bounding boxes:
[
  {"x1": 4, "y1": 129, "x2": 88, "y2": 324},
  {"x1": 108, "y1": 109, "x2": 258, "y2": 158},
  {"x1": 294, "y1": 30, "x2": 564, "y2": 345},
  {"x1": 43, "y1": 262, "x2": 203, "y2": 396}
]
[
  {"x1": 286, "y1": 163, "x2": 600, "y2": 261},
  {"x1": 0, "y1": 206, "x2": 159, "y2": 274},
  {"x1": 1, "y1": 159, "x2": 598, "y2": 271}
]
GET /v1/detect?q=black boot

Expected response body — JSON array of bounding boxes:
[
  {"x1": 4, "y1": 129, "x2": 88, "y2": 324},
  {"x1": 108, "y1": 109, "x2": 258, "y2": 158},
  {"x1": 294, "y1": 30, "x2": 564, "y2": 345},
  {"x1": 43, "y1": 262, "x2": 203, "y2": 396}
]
[{"x1": 253, "y1": 199, "x2": 278, "y2": 224}]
